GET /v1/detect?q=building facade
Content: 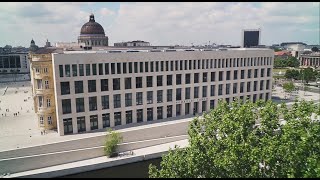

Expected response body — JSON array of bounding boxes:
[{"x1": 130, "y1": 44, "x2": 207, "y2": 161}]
[
  {"x1": 78, "y1": 14, "x2": 108, "y2": 47},
  {"x1": 114, "y1": 40, "x2": 150, "y2": 47},
  {"x1": 242, "y1": 29, "x2": 261, "y2": 48},
  {"x1": 29, "y1": 48, "x2": 59, "y2": 130},
  {"x1": 52, "y1": 48, "x2": 273, "y2": 135},
  {"x1": 299, "y1": 52, "x2": 320, "y2": 68},
  {"x1": 0, "y1": 52, "x2": 29, "y2": 73}
]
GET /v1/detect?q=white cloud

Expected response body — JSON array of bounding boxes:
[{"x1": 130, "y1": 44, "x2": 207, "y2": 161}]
[{"x1": 100, "y1": 8, "x2": 115, "y2": 16}]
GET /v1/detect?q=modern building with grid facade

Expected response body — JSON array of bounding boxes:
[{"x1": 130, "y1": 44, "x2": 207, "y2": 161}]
[{"x1": 50, "y1": 48, "x2": 274, "y2": 135}]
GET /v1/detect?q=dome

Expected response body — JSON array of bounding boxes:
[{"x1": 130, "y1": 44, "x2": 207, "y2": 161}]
[{"x1": 80, "y1": 14, "x2": 105, "y2": 35}]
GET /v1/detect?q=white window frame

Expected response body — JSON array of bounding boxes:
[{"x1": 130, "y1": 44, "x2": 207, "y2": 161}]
[
  {"x1": 40, "y1": 116, "x2": 44, "y2": 125},
  {"x1": 47, "y1": 98, "x2": 51, "y2": 107},
  {"x1": 48, "y1": 116, "x2": 52, "y2": 125},
  {"x1": 45, "y1": 80, "x2": 49, "y2": 89},
  {"x1": 35, "y1": 67, "x2": 40, "y2": 73},
  {"x1": 44, "y1": 67, "x2": 48, "y2": 73}
]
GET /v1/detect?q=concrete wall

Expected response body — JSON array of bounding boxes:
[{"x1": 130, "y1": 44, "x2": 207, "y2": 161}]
[
  {"x1": 0, "y1": 119, "x2": 190, "y2": 160},
  {"x1": 0, "y1": 135, "x2": 187, "y2": 174}
]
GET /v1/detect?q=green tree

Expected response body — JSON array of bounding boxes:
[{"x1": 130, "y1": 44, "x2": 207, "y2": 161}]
[
  {"x1": 149, "y1": 100, "x2": 320, "y2": 178},
  {"x1": 283, "y1": 82, "x2": 295, "y2": 99},
  {"x1": 311, "y1": 47, "x2": 319, "y2": 52},
  {"x1": 104, "y1": 128, "x2": 123, "y2": 157},
  {"x1": 301, "y1": 68, "x2": 317, "y2": 84},
  {"x1": 286, "y1": 57, "x2": 300, "y2": 67},
  {"x1": 274, "y1": 58, "x2": 286, "y2": 68}
]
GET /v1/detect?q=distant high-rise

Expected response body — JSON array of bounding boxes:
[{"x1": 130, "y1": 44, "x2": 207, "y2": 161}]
[{"x1": 242, "y1": 29, "x2": 261, "y2": 48}]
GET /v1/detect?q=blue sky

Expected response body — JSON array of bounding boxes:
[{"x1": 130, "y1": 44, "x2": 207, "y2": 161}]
[{"x1": 0, "y1": 2, "x2": 319, "y2": 47}]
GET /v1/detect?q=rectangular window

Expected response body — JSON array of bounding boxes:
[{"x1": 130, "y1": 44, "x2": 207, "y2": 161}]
[
  {"x1": 226, "y1": 71, "x2": 230, "y2": 80},
  {"x1": 147, "y1": 76, "x2": 153, "y2": 87},
  {"x1": 176, "y1": 88, "x2": 182, "y2": 100},
  {"x1": 147, "y1": 91, "x2": 153, "y2": 104},
  {"x1": 189, "y1": 60, "x2": 192, "y2": 70},
  {"x1": 147, "y1": 108, "x2": 153, "y2": 121},
  {"x1": 261, "y1": 68, "x2": 265, "y2": 77},
  {"x1": 114, "y1": 94, "x2": 121, "y2": 108},
  {"x1": 203, "y1": 72, "x2": 208, "y2": 82},
  {"x1": 116, "y1": 63, "x2": 121, "y2": 74},
  {"x1": 193, "y1": 60, "x2": 197, "y2": 70},
  {"x1": 157, "y1": 90, "x2": 163, "y2": 103},
  {"x1": 123, "y1": 62, "x2": 127, "y2": 74},
  {"x1": 151, "y1": 62, "x2": 154, "y2": 72},
  {"x1": 167, "y1": 105, "x2": 173, "y2": 118},
  {"x1": 210, "y1": 85, "x2": 215, "y2": 96},
  {"x1": 185, "y1": 60, "x2": 188, "y2": 70},
  {"x1": 202, "y1": 86, "x2": 207, "y2": 97},
  {"x1": 185, "y1": 103, "x2": 190, "y2": 115},
  {"x1": 266, "y1": 80, "x2": 270, "y2": 90},
  {"x1": 166, "y1": 61, "x2": 169, "y2": 71},
  {"x1": 254, "y1": 69, "x2": 258, "y2": 78},
  {"x1": 186, "y1": 74, "x2": 191, "y2": 84},
  {"x1": 38, "y1": 96, "x2": 43, "y2": 108},
  {"x1": 247, "y1": 82, "x2": 251, "y2": 92},
  {"x1": 202, "y1": 59, "x2": 205, "y2": 69},
  {"x1": 175, "y1": 60, "x2": 178, "y2": 71},
  {"x1": 233, "y1": 83, "x2": 237, "y2": 94},
  {"x1": 194, "y1": 73, "x2": 199, "y2": 83},
  {"x1": 65, "y1": 64, "x2": 70, "y2": 77},
  {"x1": 161, "y1": 61, "x2": 164, "y2": 71},
  {"x1": 86, "y1": 64, "x2": 91, "y2": 76},
  {"x1": 47, "y1": 98, "x2": 51, "y2": 107},
  {"x1": 79, "y1": 64, "x2": 84, "y2": 76},
  {"x1": 140, "y1": 62, "x2": 143, "y2": 73},
  {"x1": 267, "y1": 68, "x2": 271, "y2": 77},
  {"x1": 128, "y1": 62, "x2": 132, "y2": 73},
  {"x1": 101, "y1": 95, "x2": 109, "y2": 110},
  {"x1": 111, "y1": 63, "x2": 116, "y2": 74},
  {"x1": 75, "y1": 81, "x2": 83, "y2": 94},
  {"x1": 37, "y1": 79, "x2": 43, "y2": 89},
  {"x1": 114, "y1": 112, "x2": 122, "y2": 126},
  {"x1": 59, "y1": 65, "x2": 64, "y2": 77},
  {"x1": 210, "y1": 100, "x2": 215, "y2": 109},
  {"x1": 136, "y1": 77, "x2": 143, "y2": 88},
  {"x1": 90, "y1": 115, "x2": 98, "y2": 130},
  {"x1": 102, "y1": 113, "x2": 110, "y2": 128},
  {"x1": 113, "y1": 78, "x2": 121, "y2": 90},
  {"x1": 126, "y1": 110, "x2": 133, "y2": 124},
  {"x1": 170, "y1": 61, "x2": 174, "y2": 71},
  {"x1": 176, "y1": 104, "x2": 181, "y2": 116},
  {"x1": 157, "y1": 75, "x2": 163, "y2": 86},
  {"x1": 218, "y1": 84, "x2": 223, "y2": 95},
  {"x1": 137, "y1": 109, "x2": 143, "y2": 123},
  {"x1": 218, "y1": 71, "x2": 223, "y2": 81},
  {"x1": 60, "y1": 82, "x2": 70, "y2": 95},
  {"x1": 180, "y1": 60, "x2": 183, "y2": 70},
  {"x1": 202, "y1": 101, "x2": 207, "y2": 112},
  {"x1": 157, "y1": 107, "x2": 163, "y2": 120},
  {"x1": 72, "y1": 64, "x2": 77, "y2": 77},
  {"x1": 89, "y1": 96, "x2": 97, "y2": 111},
  {"x1": 167, "y1": 89, "x2": 172, "y2": 102},
  {"x1": 62, "y1": 99, "x2": 71, "y2": 114},
  {"x1": 101, "y1": 79, "x2": 109, "y2": 91},
  {"x1": 156, "y1": 61, "x2": 159, "y2": 72},
  {"x1": 136, "y1": 92, "x2": 143, "y2": 105},
  {"x1": 234, "y1": 70, "x2": 238, "y2": 80},
  {"x1": 76, "y1": 98, "x2": 85, "y2": 112},
  {"x1": 240, "y1": 82, "x2": 245, "y2": 93},
  {"x1": 88, "y1": 80, "x2": 96, "y2": 93},
  {"x1": 248, "y1": 69, "x2": 252, "y2": 78},
  {"x1": 194, "y1": 87, "x2": 199, "y2": 98},
  {"x1": 167, "y1": 75, "x2": 172, "y2": 86},
  {"x1": 226, "y1": 83, "x2": 230, "y2": 95},
  {"x1": 77, "y1": 116, "x2": 86, "y2": 132},
  {"x1": 254, "y1": 81, "x2": 258, "y2": 91},
  {"x1": 125, "y1": 93, "x2": 132, "y2": 107},
  {"x1": 185, "y1": 87, "x2": 191, "y2": 99},
  {"x1": 176, "y1": 74, "x2": 182, "y2": 85},
  {"x1": 105, "y1": 63, "x2": 109, "y2": 75},
  {"x1": 145, "y1": 62, "x2": 149, "y2": 72},
  {"x1": 211, "y1": 72, "x2": 215, "y2": 82},
  {"x1": 63, "y1": 118, "x2": 73, "y2": 134},
  {"x1": 260, "y1": 80, "x2": 264, "y2": 91},
  {"x1": 125, "y1": 78, "x2": 132, "y2": 89},
  {"x1": 99, "y1": 63, "x2": 103, "y2": 75},
  {"x1": 241, "y1": 70, "x2": 245, "y2": 79}
]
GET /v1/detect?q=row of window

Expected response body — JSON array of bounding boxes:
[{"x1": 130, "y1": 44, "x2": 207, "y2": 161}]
[
  {"x1": 39, "y1": 115, "x2": 52, "y2": 125},
  {"x1": 60, "y1": 69, "x2": 271, "y2": 95},
  {"x1": 61, "y1": 80, "x2": 271, "y2": 114},
  {"x1": 0, "y1": 56, "x2": 22, "y2": 69},
  {"x1": 62, "y1": 93, "x2": 270, "y2": 134},
  {"x1": 58, "y1": 57, "x2": 273, "y2": 77}
]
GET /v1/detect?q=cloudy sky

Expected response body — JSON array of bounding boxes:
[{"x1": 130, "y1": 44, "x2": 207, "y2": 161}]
[{"x1": 0, "y1": 2, "x2": 319, "y2": 47}]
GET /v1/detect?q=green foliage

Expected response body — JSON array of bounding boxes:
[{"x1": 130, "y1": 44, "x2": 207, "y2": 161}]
[
  {"x1": 311, "y1": 47, "x2": 319, "y2": 52},
  {"x1": 284, "y1": 69, "x2": 300, "y2": 80},
  {"x1": 104, "y1": 128, "x2": 123, "y2": 157},
  {"x1": 274, "y1": 57, "x2": 299, "y2": 68},
  {"x1": 149, "y1": 100, "x2": 320, "y2": 178},
  {"x1": 301, "y1": 68, "x2": 317, "y2": 84},
  {"x1": 283, "y1": 82, "x2": 295, "y2": 93}
]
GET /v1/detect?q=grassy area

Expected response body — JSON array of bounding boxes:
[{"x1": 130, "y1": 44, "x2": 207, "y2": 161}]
[
  {"x1": 273, "y1": 68, "x2": 288, "y2": 73},
  {"x1": 273, "y1": 75, "x2": 286, "y2": 79}
]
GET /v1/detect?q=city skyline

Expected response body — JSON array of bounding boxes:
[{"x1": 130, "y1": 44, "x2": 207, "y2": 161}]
[{"x1": 0, "y1": 2, "x2": 319, "y2": 47}]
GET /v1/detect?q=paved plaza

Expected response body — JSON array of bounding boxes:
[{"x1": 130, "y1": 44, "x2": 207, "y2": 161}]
[{"x1": 0, "y1": 81, "x2": 319, "y2": 152}]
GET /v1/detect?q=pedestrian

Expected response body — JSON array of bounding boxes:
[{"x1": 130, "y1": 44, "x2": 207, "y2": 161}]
[
  {"x1": 41, "y1": 131, "x2": 43, "y2": 135},
  {"x1": 18, "y1": 112, "x2": 19, "y2": 115}
]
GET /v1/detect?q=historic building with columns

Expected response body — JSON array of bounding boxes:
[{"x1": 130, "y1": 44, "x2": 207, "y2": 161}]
[{"x1": 300, "y1": 51, "x2": 320, "y2": 68}]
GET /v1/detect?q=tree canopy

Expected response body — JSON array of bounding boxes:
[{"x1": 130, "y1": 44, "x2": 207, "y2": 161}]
[
  {"x1": 149, "y1": 99, "x2": 320, "y2": 178},
  {"x1": 274, "y1": 57, "x2": 299, "y2": 68},
  {"x1": 311, "y1": 47, "x2": 319, "y2": 52}
]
